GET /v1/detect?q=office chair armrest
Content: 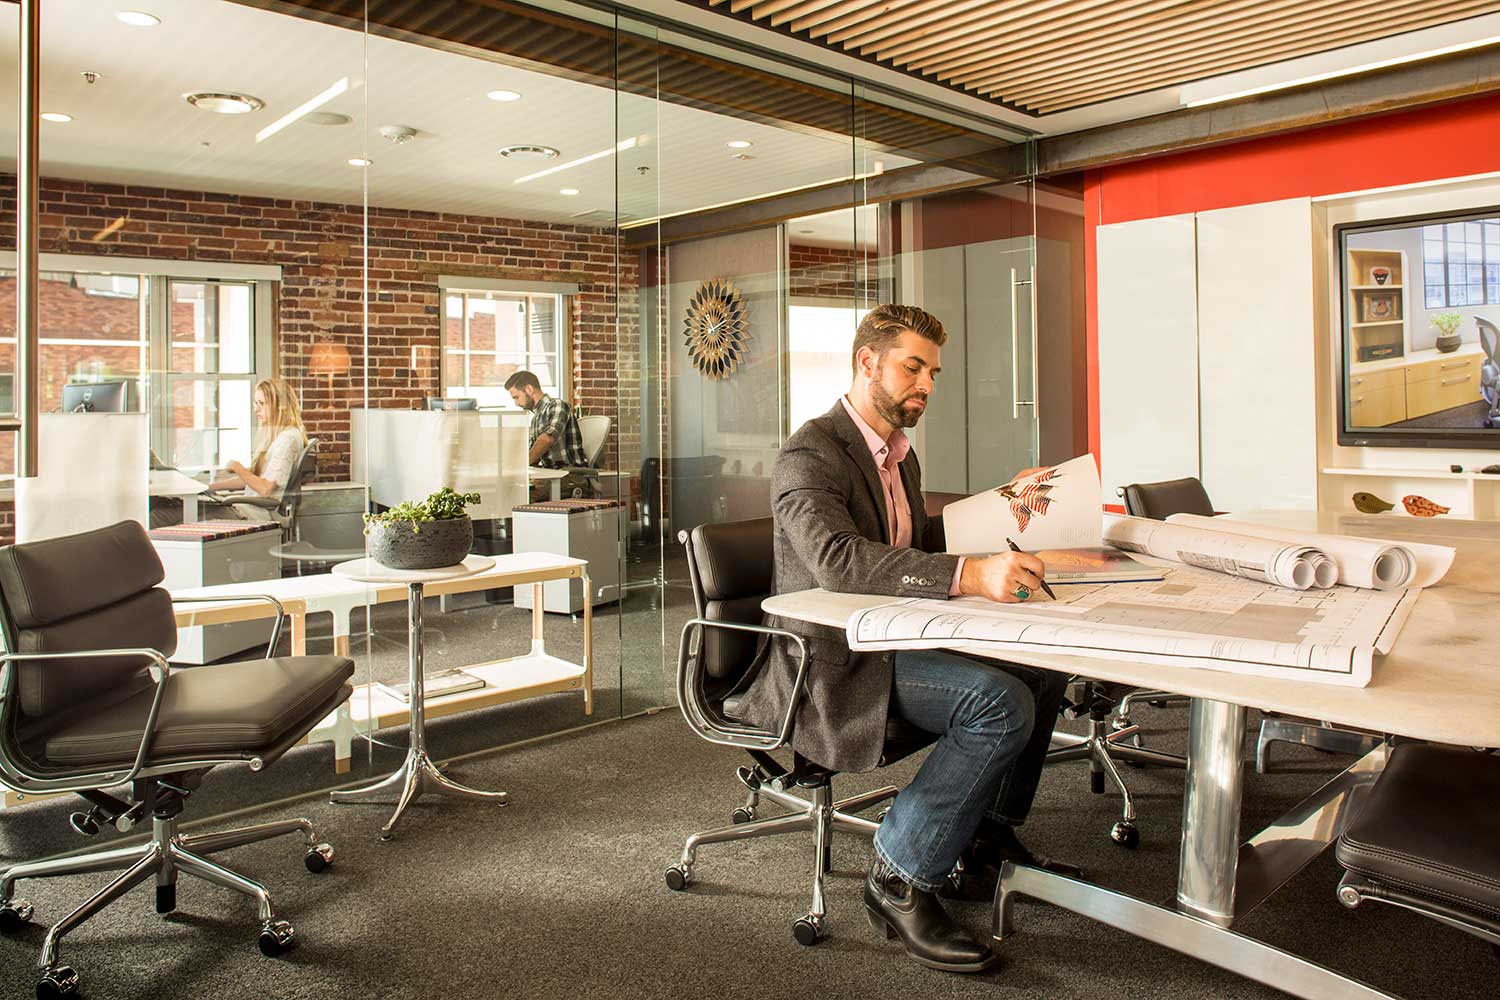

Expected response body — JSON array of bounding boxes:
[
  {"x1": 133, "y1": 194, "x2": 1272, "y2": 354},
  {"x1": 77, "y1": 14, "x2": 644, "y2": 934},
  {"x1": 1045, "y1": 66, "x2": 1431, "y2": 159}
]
[
  {"x1": 676, "y1": 618, "x2": 810, "y2": 752},
  {"x1": 171, "y1": 593, "x2": 286, "y2": 659},
  {"x1": 213, "y1": 493, "x2": 280, "y2": 510},
  {"x1": 0, "y1": 647, "x2": 175, "y2": 796}
]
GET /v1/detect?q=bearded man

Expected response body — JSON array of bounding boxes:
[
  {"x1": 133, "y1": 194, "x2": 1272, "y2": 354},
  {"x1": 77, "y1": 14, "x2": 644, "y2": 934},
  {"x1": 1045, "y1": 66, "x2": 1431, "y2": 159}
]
[{"x1": 738, "y1": 304, "x2": 1073, "y2": 973}]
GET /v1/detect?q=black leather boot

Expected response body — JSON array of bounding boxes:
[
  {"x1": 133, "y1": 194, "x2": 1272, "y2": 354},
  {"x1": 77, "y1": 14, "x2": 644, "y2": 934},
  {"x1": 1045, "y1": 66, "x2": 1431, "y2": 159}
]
[
  {"x1": 864, "y1": 859, "x2": 998, "y2": 973},
  {"x1": 942, "y1": 824, "x2": 1084, "y2": 902}
]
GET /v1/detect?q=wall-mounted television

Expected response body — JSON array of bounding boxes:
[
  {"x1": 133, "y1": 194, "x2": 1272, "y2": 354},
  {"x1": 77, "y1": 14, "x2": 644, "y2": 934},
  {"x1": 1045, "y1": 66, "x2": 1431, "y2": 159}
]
[{"x1": 1336, "y1": 207, "x2": 1500, "y2": 450}]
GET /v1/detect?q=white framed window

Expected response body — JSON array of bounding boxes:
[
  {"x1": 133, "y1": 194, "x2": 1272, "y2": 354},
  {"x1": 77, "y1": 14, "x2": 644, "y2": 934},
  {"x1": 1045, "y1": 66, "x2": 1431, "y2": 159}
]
[
  {"x1": 0, "y1": 255, "x2": 277, "y2": 480},
  {"x1": 442, "y1": 289, "x2": 569, "y2": 406}
]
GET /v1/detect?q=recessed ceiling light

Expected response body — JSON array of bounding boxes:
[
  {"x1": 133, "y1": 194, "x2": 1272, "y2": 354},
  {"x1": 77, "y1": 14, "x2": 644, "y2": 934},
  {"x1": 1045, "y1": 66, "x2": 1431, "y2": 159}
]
[
  {"x1": 498, "y1": 144, "x2": 559, "y2": 161},
  {"x1": 116, "y1": 11, "x2": 160, "y2": 27},
  {"x1": 302, "y1": 112, "x2": 351, "y2": 127},
  {"x1": 559, "y1": 188, "x2": 580, "y2": 196},
  {"x1": 185, "y1": 92, "x2": 264, "y2": 115},
  {"x1": 41, "y1": 112, "x2": 72, "y2": 123},
  {"x1": 726, "y1": 140, "x2": 753, "y2": 149},
  {"x1": 487, "y1": 90, "x2": 521, "y2": 102},
  {"x1": 347, "y1": 157, "x2": 372, "y2": 167}
]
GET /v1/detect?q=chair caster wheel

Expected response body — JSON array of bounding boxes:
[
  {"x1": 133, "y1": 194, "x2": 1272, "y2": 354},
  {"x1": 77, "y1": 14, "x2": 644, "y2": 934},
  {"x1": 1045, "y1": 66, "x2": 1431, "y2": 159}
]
[
  {"x1": 258, "y1": 920, "x2": 296, "y2": 957},
  {"x1": 67, "y1": 812, "x2": 100, "y2": 837},
  {"x1": 664, "y1": 865, "x2": 692, "y2": 891},
  {"x1": 731, "y1": 806, "x2": 755, "y2": 824},
  {"x1": 791, "y1": 915, "x2": 824, "y2": 946},
  {"x1": 0, "y1": 900, "x2": 34, "y2": 933},
  {"x1": 305, "y1": 843, "x2": 334, "y2": 873},
  {"x1": 1110, "y1": 822, "x2": 1140, "y2": 849},
  {"x1": 36, "y1": 966, "x2": 79, "y2": 1000}
]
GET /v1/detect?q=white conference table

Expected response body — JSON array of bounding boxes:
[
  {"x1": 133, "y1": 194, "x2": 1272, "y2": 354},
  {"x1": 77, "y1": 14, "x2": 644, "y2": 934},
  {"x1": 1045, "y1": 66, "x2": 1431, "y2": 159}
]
[{"x1": 762, "y1": 511, "x2": 1500, "y2": 1000}]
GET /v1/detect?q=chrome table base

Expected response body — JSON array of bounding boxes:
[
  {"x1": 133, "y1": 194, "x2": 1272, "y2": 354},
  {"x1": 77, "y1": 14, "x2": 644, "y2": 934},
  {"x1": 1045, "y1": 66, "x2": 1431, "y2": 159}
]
[
  {"x1": 330, "y1": 582, "x2": 507, "y2": 839},
  {"x1": 997, "y1": 697, "x2": 1397, "y2": 1000}
]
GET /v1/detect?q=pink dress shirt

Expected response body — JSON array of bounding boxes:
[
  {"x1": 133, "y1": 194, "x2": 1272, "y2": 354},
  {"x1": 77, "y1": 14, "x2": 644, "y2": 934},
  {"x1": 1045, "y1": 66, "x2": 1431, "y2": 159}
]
[{"x1": 840, "y1": 397, "x2": 964, "y2": 596}]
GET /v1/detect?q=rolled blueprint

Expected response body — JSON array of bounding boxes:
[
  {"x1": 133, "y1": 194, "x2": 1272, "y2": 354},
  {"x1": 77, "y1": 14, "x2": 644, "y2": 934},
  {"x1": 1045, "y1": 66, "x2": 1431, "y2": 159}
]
[
  {"x1": 1102, "y1": 514, "x2": 1327, "y2": 590},
  {"x1": 1164, "y1": 514, "x2": 1454, "y2": 590}
]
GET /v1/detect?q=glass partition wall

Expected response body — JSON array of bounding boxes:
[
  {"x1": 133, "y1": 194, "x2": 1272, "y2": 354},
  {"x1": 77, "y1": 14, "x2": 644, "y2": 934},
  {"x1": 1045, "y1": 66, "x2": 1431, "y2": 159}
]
[{"x1": 0, "y1": 0, "x2": 1055, "y2": 854}]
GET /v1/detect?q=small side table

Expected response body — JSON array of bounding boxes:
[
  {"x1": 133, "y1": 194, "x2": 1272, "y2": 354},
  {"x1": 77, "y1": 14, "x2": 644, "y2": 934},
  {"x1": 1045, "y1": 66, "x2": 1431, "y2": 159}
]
[{"x1": 328, "y1": 555, "x2": 504, "y2": 840}]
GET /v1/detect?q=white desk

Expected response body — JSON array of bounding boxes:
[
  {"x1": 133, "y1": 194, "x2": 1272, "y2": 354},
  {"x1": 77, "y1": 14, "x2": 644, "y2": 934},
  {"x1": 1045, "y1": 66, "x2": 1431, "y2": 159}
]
[
  {"x1": 764, "y1": 513, "x2": 1500, "y2": 1000},
  {"x1": 148, "y1": 468, "x2": 212, "y2": 523},
  {"x1": 169, "y1": 552, "x2": 593, "y2": 775}
]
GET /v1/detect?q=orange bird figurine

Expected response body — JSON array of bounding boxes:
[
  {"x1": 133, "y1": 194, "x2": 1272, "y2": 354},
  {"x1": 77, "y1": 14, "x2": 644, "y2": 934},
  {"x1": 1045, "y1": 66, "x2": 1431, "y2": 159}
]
[{"x1": 1401, "y1": 495, "x2": 1450, "y2": 517}]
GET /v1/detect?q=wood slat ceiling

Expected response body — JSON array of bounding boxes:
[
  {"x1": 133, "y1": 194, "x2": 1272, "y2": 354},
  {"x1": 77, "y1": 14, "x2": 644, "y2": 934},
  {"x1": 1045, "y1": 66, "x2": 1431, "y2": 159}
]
[{"x1": 694, "y1": 0, "x2": 1500, "y2": 114}]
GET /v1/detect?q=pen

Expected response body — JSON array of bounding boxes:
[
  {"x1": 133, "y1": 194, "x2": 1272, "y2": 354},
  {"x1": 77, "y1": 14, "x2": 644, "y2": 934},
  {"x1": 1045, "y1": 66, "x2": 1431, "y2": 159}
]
[{"x1": 1005, "y1": 536, "x2": 1056, "y2": 600}]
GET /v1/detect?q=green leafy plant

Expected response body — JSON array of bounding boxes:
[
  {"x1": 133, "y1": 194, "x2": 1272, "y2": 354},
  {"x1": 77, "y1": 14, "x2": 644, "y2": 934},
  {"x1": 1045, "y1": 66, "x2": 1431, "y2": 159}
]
[
  {"x1": 1431, "y1": 310, "x2": 1463, "y2": 338},
  {"x1": 364, "y1": 487, "x2": 481, "y2": 535}
]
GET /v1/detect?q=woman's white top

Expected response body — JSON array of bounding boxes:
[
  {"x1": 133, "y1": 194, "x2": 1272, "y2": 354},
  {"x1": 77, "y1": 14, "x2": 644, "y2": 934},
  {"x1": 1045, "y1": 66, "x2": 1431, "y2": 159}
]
[{"x1": 259, "y1": 427, "x2": 305, "y2": 500}]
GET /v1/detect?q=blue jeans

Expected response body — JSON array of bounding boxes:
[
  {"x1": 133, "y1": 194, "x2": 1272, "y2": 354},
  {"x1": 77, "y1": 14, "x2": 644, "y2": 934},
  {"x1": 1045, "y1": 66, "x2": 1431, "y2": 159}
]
[{"x1": 873, "y1": 649, "x2": 1060, "y2": 892}]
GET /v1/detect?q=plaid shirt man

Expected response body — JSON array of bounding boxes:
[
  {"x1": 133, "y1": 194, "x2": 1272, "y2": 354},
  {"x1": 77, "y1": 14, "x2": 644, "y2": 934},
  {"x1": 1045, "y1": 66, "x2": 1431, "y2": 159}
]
[{"x1": 529, "y1": 393, "x2": 588, "y2": 468}]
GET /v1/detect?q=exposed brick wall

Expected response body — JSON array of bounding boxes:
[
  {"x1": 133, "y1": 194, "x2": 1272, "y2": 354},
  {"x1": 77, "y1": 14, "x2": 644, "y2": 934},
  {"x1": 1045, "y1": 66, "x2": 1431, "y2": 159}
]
[
  {"x1": 788, "y1": 242, "x2": 873, "y2": 300},
  {"x1": 0, "y1": 174, "x2": 641, "y2": 542}
]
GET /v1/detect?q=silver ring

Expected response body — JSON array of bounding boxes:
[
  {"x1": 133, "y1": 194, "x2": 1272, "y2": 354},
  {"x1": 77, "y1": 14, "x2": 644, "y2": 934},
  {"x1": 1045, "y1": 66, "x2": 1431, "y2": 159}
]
[{"x1": 1014, "y1": 585, "x2": 1031, "y2": 601}]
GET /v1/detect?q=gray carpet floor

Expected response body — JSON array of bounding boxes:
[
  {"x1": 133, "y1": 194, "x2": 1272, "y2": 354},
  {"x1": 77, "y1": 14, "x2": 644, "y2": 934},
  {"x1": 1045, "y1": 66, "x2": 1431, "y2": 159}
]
[{"x1": 0, "y1": 705, "x2": 1491, "y2": 999}]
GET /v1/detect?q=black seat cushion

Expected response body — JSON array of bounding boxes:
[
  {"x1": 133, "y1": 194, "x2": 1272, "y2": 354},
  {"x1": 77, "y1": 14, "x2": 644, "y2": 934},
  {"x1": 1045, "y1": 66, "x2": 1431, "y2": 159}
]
[
  {"x1": 44, "y1": 655, "x2": 355, "y2": 766},
  {"x1": 1336, "y1": 743, "x2": 1500, "y2": 919}
]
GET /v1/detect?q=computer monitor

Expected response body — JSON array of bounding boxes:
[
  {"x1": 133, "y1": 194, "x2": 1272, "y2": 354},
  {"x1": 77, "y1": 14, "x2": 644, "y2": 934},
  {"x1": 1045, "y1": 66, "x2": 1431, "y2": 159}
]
[
  {"x1": 424, "y1": 397, "x2": 477, "y2": 411},
  {"x1": 61, "y1": 379, "x2": 137, "y2": 413}
]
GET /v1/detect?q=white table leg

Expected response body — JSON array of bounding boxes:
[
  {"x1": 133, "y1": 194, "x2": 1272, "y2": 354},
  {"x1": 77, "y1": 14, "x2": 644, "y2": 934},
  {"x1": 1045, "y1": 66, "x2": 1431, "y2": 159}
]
[{"x1": 183, "y1": 493, "x2": 200, "y2": 522}]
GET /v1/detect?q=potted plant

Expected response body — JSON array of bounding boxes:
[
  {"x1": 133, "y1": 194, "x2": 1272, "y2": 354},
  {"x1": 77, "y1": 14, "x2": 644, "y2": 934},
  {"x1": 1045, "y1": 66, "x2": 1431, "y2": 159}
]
[
  {"x1": 363, "y1": 487, "x2": 481, "y2": 570},
  {"x1": 1432, "y1": 310, "x2": 1464, "y2": 353}
]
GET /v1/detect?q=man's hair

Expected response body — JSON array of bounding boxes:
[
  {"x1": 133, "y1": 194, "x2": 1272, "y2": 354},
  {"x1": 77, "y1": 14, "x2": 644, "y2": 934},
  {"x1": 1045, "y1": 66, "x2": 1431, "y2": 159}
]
[
  {"x1": 851, "y1": 304, "x2": 946, "y2": 373},
  {"x1": 504, "y1": 370, "x2": 541, "y2": 393}
]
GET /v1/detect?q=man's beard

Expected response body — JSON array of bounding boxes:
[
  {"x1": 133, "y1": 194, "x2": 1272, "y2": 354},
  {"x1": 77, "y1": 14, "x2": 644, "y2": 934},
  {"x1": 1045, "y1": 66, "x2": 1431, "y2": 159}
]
[{"x1": 869, "y1": 373, "x2": 927, "y2": 429}]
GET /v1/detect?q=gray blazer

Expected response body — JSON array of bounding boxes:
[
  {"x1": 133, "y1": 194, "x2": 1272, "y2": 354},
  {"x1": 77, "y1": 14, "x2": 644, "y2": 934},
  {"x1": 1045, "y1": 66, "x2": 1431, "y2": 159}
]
[{"x1": 739, "y1": 400, "x2": 961, "y2": 772}]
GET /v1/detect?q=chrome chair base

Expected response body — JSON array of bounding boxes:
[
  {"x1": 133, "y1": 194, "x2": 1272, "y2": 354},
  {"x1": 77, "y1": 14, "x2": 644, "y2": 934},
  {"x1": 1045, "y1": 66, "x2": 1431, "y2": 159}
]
[
  {"x1": 1112, "y1": 689, "x2": 1189, "y2": 743},
  {"x1": 0, "y1": 810, "x2": 329, "y2": 994},
  {"x1": 1048, "y1": 715, "x2": 1185, "y2": 847},
  {"x1": 1256, "y1": 716, "x2": 1381, "y2": 773},
  {"x1": 665, "y1": 775, "x2": 898, "y2": 946}
]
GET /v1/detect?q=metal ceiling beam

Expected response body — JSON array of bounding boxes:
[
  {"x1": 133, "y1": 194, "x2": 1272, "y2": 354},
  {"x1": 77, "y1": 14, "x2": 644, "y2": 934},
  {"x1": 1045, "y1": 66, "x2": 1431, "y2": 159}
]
[{"x1": 1034, "y1": 46, "x2": 1500, "y2": 176}]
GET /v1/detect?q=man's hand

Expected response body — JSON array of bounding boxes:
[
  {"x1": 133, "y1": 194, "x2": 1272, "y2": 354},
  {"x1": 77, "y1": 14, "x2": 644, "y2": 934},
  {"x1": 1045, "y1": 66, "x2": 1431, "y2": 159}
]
[{"x1": 960, "y1": 551, "x2": 1046, "y2": 603}]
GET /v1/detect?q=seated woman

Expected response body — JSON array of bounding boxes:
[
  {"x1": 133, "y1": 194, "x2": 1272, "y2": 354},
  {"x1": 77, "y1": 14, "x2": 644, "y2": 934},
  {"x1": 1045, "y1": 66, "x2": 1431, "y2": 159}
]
[{"x1": 151, "y1": 378, "x2": 308, "y2": 527}]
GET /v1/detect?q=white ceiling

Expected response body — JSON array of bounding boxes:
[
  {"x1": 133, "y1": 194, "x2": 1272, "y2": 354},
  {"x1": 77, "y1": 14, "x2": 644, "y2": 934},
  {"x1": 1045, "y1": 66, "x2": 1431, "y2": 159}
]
[{"x1": 0, "y1": 0, "x2": 922, "y2": 225}]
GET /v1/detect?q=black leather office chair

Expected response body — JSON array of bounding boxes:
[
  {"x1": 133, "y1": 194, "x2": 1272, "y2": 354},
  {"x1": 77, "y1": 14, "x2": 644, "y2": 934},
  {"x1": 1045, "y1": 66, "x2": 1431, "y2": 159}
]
[
  {"x1": 0, "y1": 521, "x2": 355, "y2": 999},
  {"x1": 663, "y1": 518, "x2": 934, "y2": 946},
  {"x1": 1335, "y1": 743, "x2": 1500, "y2": 960}
]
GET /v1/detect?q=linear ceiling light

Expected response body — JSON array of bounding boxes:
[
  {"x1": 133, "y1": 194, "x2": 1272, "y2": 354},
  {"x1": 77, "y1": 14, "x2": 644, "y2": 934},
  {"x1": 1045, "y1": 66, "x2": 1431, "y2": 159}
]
[
  {"x1": 513, "y1": 137, "x2": 639, "y2": 184},
  {"x1": 1182, "y1": 28, "x2": 1500, "y2": 108},
  {"x1": 256, "y1": 76, "x2": 349, "y2": 143}
]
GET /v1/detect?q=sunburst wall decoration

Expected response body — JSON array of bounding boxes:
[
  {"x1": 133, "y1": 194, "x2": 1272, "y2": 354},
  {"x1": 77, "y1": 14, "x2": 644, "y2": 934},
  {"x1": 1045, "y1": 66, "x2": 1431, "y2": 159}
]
[{"x1": 683, "y1": 276, "x2": 750, "y2": 380}]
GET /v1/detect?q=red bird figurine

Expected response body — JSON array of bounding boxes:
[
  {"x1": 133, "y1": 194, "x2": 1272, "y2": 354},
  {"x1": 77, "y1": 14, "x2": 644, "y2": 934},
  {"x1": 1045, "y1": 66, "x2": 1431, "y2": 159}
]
[{"x1": 1401, "y1": 495, "x2": 1450, "y2": 517}]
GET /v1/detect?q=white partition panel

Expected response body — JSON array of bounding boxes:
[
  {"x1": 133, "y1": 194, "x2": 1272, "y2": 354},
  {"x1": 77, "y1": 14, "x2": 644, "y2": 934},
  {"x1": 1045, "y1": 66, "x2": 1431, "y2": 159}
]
[
  {"x1": 1097, "y1": 214, "x2": 1200, "y2": 506},
  {"x1": 1196, "y1": 198, "x2": 1318, "y2": 511},
  {"x1": 17, "y1": 413, "x2": 148, "y2": 542},
  {"x1": 352, "y1": 409, "x2": 523, "y2": 520}
]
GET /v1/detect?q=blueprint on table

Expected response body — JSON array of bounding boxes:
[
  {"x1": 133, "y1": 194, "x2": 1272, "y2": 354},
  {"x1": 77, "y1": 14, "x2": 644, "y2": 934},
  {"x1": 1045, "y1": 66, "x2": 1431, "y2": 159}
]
[{"x1": 846, "y1": 563, "x2": 1418, "y2": 687}]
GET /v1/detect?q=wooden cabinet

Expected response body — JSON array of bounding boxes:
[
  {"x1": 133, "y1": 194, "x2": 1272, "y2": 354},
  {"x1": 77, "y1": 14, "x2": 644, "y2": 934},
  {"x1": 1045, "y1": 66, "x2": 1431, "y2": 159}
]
[
  {"x1": 1347, "y1": 367, "x2": 1405, "y2": 394},
  {"x1": 1349, "y1": 384, "x2": 1407, "y2": 426},
  {"x1": 1406, "y1": 354, "x2": 1482, "y2": 419}
]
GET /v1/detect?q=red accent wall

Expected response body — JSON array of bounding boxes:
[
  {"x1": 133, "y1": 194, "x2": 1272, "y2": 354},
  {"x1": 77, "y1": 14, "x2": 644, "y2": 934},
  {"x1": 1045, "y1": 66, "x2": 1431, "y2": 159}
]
[{"x1": 1084, "y1": 92, "x2": 1500, "y2": 468}]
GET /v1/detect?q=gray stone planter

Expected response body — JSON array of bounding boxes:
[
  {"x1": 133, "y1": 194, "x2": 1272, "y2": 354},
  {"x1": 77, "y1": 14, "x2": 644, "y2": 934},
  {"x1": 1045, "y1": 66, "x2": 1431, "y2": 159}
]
[{"x1": 365, "y1": 516, "x2": 473, "y2": 570}]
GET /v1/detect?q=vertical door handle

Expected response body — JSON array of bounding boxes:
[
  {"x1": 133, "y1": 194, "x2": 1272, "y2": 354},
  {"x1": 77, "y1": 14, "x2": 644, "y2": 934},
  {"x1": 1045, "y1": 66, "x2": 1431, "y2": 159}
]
[{"x1": 1011, "y1": 271, "x2": 1036, "y2": 419}]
